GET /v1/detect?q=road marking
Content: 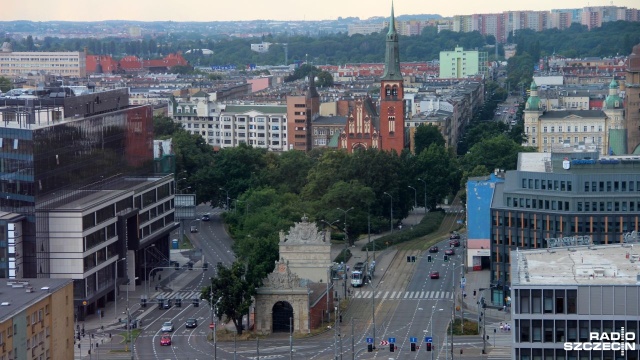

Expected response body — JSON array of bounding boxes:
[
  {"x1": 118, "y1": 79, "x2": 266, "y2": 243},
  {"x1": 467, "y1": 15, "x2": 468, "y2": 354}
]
[
  {"x1": 435, "y1": 291, "x2": 441, "y2": 298},
  {"x1": 404, "y1": 292, "x2": 409, "y2": 299},
  {"x1": 420, "y1": 291, "x2": 425, "y2": 298},
  {"x1": 363, "y1": 291, "x2": 371, "y2": 298},
  {"x1": 383, "y1": 291, "x2": 389, "y2": 299},
  {"x1": 391, "y1": 291, "x2": 397, "y2": 298},
  {"x1": 427, "y1": 291, "x2": 434, "y2": 298},
  {"x1": 409, "y1": 291, "x2": 415, "y2": 298}
]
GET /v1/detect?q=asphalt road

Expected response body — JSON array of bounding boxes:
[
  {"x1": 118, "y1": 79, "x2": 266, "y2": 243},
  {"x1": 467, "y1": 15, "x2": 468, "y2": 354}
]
[{"x1": 128, "y1": 211, "x2": 475, "y2": 360}]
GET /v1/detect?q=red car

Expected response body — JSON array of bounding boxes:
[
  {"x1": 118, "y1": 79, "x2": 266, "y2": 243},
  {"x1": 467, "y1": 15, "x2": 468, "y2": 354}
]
[
  {"x1": 449, "y1": 240, "x2": 460, "y2": 247},
  {"x1": 430, "y1": 271, "x2": 440, "y2": 279},
  {"x1": 429, "y1": 246, "x2": 439, "y2": 253},
  {"x1": 160, "y1": 334, "x2": 172, "y2": 346},
  {"x1": 445, "y1": 248, "x2": 455, "y2": 256}
]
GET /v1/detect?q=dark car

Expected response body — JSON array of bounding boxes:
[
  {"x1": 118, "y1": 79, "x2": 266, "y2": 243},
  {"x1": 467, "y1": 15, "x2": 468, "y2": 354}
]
[
  {"x1": 450, "y1": 233, "x2": 461, "y2": 240},
  {"x1": 444, "y1": 248, "x2": 455, "y2": 256},
  {"x1": 430, "y1": 271, "x2": 440, "y2": 279},
  {"x1": 449, "y1": 240, "x2": 461, "y2": 247},
  {"x1": 201, "y1": 214, "x2": 210, "y2": 221},
  {"x1": 428, "y1": 246, "x2": 439, "y2": 253},
  {"x1": 185, "y1": 318, "x2": 198, "y2": 328}
]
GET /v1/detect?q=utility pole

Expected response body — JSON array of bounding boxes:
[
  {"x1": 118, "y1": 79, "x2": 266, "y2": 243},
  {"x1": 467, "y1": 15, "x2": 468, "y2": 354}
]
[
  {"x1": 351, "y1": 318, "x2": 355, "y2": 360},
  {"x1": 289, "y1": 317, "x2": 293, "y2": 360},
  {"x1": 451, "y1": 262, "x2": 455, "y2": 360}
]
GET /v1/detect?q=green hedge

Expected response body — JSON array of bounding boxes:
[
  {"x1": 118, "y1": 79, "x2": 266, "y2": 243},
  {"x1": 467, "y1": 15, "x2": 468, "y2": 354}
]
[
  {"x1": 333, "y1": 248, "x2": 352, "y2": 263},
  {"x1": 361, "y1": 211, "x2": 445, "y2": 251}
]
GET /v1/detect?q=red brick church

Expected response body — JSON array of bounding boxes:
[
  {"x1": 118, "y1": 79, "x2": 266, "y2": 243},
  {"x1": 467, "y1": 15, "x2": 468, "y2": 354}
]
[{"x1": 340, "y1": 3, "x2": 405, "y2": 153}]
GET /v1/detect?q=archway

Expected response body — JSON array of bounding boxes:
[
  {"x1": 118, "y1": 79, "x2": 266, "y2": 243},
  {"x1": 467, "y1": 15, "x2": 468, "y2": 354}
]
[{"x1": 272, "y1": 301, "x2": 293, "y2": 332}]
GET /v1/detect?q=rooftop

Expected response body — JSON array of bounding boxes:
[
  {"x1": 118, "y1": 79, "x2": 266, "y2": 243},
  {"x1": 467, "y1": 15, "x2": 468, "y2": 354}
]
[
  {"x1": 512, "y1": 242, "x2": 640, "y2": 286},
  {"x1": 0, "y1": 278, "x2": 72, "y2": 322}
]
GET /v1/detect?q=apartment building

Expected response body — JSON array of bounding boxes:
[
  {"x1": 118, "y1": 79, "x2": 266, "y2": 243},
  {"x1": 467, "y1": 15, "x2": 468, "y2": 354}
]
[
  {"x1": 439, "y1": 47, "x2": 489, "y2": 78},
  {"x1": 0, "y1": 43, "x2": 86, "y2": 78},
  {"x1": 0, "y1": 279, "x2": 74, "y2": 360},
  {"x1": 168, "y1": 92, "x2": 289, "y2": 151},
  {"x1": 626, "y1": 44, "x2": 640, "y2": 155}
]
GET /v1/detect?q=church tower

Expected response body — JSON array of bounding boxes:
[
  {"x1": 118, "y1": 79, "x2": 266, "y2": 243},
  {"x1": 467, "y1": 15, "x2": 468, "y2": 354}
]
[{"x1": 379, "y1": 1, "x2": 405, "y2": 153}]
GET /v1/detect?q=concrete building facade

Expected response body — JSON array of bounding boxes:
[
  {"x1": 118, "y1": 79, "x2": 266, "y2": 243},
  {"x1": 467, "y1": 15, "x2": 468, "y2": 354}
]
[
  {"x1": 511, "y1": 245, "x2": 640, "y2": 359},
  {"x1": 0, "y1": 43, "x2": 86, "y2": 78},
  {"x1": 439, "y1": 47, "x2": 488, "y2": 79}
]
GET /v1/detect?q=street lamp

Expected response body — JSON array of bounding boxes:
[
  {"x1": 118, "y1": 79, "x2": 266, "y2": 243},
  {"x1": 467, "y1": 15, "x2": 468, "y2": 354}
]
[
  {"x1": 429, "y1": 307, "x2": 444, "y2": 360},
  {"x1": 179, "y1": 186, "x2": 191, "y2": 194},
  {"x1": 219, "y1": 188, "x2": 229, "y2": 210},
  {"x1": 203, "y1": 287, "x2": 222, "y2": 360},
  {"x1": 336, "y1": 207, "x2": 353, "y2": 300},
  {"x1": 408, "y1": 186, "x2": 417, "y2": 209},
  {"x1": 369, "y1": 278, "x2": 377, "y2": 350},
  {"x1": 418, "y1": 178, "x2": 427, "y2": 214},
  {"x1": 114, "y1": 258, "x2": 127, "y2": 320},
  {"x1": 383, "y1": 192, "x2": 393, "y2": 234},
  {"x1": 143, "y1": 244, "x2": 156, "y2": 284}
]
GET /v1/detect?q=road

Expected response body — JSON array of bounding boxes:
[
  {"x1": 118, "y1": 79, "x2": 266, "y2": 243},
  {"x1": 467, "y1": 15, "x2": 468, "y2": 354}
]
[{"x1": 129, "y1": 211, "x2": 480, "y2": 360}]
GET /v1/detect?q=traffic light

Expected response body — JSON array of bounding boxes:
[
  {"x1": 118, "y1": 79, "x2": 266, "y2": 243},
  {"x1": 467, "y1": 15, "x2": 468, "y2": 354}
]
[
  {"x1": 390, "y1": 344, "x2": 394, "y2": 352},
  {"x1": 367, "y1": 344, "x2": 373, "y2": 352},
  {"x1": 411, "y1": 256, "x2": 416, "y2": 263},
  {"x1": 426, "y1": 342, "x2": 432, "y2": 351},
  {"x1": 141, "y1": 297, "x2": 147, "y2": 308},
  {"x1": 428, "y1": 255, "x2": 432, "y2": 262},
  {"x1": 406, "y1": 256, "x2": 411, "y2": 263},
  {"x1": 411, "y1": 343, "x2": 416, "y2": 351},
  {"x1": 444, "y1": 255, "x2": 449, "y2": 262},
  {"x1": 203, "y1": 262, "x2": 209, "y2": 271},
  {"x1": 174, "y1": 262, "x2": 179, "y2": 270}
]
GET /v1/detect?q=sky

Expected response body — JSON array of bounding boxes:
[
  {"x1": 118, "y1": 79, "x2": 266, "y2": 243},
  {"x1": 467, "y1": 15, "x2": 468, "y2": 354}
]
[{"x1": 2, "y1": 0, "x2": 639, "y2": 22}]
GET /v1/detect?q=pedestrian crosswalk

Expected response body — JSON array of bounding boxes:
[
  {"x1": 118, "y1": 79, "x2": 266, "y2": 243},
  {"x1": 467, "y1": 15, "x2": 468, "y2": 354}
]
[
  {"x1": 154, "y1": 290, "x2": 201, "y2": 300},
  {"x1": 352, "y1": 290, "x2": 453, "y2": 300},
  {"x1": 488, "y1": 346, "x2": 512, "y2": 359}
]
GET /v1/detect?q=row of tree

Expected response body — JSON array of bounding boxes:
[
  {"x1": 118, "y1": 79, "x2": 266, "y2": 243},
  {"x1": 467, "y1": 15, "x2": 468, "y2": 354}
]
[{"x1": 155, "y1": 109, "x2": 533, "y2": 333}]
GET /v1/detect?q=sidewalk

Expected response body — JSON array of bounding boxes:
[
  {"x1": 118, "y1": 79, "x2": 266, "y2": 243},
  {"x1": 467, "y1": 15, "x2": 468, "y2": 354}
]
[{"x1": 75, "y1": 249, "x2": 204, "y2": 359}]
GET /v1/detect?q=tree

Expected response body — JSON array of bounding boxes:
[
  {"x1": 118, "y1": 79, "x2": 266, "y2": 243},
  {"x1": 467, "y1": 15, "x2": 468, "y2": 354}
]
[
  {"x1": 462, "y1": 134, "x2": 530, "y2": 172},
  {"x1": 415, "y1": 144, "x2": 461, "y2": 210},
  {"x1": 0, "y1": 76, "x2": 11, "y2": 93},
  {"x1": 414, "y1": 124, "x2": 445, "y2": 155},
  {"x1": 205, "y1": 261, "x2": 254, "y2": 335},
  {"x1": 153, "y1": 115, "x2": 183, "y2": 137},
  {"x1": 315, "y1": 71, "x2": 334, "y2": 88}
]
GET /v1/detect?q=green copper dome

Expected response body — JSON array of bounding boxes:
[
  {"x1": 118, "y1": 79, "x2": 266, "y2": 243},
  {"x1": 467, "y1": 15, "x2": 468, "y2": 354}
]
[
  {"x1": 604, "y1": 79, "x2": 622, "y2": 109},
  {"x1": 609, "y1": 78, "x2": 618, "y2": 89},
  {"x1": 530, "y1": 80, "x2": 538, "y2": 91},
  {"x1": 525, "y1": 81, "x2": 540, "y2": 111}
]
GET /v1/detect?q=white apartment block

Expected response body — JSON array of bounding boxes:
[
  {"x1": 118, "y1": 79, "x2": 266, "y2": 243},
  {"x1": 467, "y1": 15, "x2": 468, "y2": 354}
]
[
  {"x1": 168, "y1": 92, "x2": 288, "y2": 151},
  {"x1": 348, "y1": 23, "x2": 384, "y2": 36},
  {"x1": 0, "y1": 43, "x2": 86, "y2": 78}
]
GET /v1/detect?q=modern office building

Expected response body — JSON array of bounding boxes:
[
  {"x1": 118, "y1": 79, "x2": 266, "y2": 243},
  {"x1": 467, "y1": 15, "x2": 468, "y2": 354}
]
[
  {"x1": 0, "y1": 88, "x2": 178, "y2": 320},
  {"x1": 286, "y1": 77, "x2": 319, "y2": 152},
  {"x1": 511, "y1": 244, "x2": 640, "y2": 359},
  {"x1": 0, "y1": 278, "x2": 74, "y2": 360},
  {"x1": 0, "y1": 42, "x2": 86, "y2": 78},
  {"x1": 489, "y1": 152, "x2": 640, "y2": 306},
  {"x1": 439, "y1": 47, "x2": 488, "y2": 79}
]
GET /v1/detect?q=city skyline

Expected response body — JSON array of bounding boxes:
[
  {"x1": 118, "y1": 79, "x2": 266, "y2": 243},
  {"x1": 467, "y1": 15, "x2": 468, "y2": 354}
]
[{"x1": 2, "y1": 0, "x2": 639, "y2": 22}]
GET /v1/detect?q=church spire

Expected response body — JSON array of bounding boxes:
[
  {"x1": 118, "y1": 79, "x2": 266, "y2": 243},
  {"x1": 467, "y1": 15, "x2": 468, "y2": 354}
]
[{"x1": 381, "y1": 1, "x2": 402, "y2": 80}]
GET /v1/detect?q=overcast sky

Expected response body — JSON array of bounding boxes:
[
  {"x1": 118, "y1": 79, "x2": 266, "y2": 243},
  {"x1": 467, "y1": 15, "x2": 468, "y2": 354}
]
[{"x1": 2, "y1": 0, "x2": 638, "y2": 22}]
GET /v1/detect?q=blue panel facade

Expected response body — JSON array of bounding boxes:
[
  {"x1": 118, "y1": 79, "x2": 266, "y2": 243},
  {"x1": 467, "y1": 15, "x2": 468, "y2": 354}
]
[{"x1": 467, "y1": 173, "x2": 504, "y2": 241}]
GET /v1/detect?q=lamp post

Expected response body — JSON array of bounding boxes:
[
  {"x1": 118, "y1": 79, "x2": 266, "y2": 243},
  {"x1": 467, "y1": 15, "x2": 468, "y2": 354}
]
[
  {"x1": 204, "y1": 288, "x2": 221, "y2": 360},
  {"x1": 430, "y1": 307, "x2": 444, "y2": 360},
  {"x1": 219, "y1": 188, "x2": 229, "y2": 210},
  {"x1": 179, "y1": 186, "x2": 191, "y2": 194},
  {"x1": 143, "y1": 244, "x2": 155, "y2": 284},
  {"x1": 418, "y1": 178, "x2": 427, "y2": 214},
  {"x1": 383, "y1": 192, "x2": 393, "y2": 234},
  {"x1": 408, "y1": 186, "x2": 417, "y2": 210},
  {"x1": 336, "y1": 207, "x2": 353, "y2": 299},
  {"x1": 114, "y1": 258, "x2": 126, "y2": 320},
  {"x1": 369, "y1": 278, "x2": 377, "y2": 350}
]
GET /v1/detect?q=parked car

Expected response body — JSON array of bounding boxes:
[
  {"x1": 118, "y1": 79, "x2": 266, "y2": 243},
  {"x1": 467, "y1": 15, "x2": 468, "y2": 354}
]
[
  {"x1": 428, "y1": 246, "x2": 439, "y2": 253},
  {"x1": 185, "y1": 318, "x2": 198, "y2": 328},
  {"x1": 160, "y1": 334, "x2": 172, "y2": 346},
  {"x1": 161, "y1": 321, "x2": 174, "y2": 332},
  {"x1": 430, "y1": 271, "x2": 440, "y2": 279},
  {"x1": 444, "y1": 249, "x2": 455, "y2": 256}
]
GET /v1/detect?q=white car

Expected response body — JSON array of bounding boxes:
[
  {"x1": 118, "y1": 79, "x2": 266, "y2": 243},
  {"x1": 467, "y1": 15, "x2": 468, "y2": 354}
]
[{"x1": 161, "y1": 321, "x2": 174, "y2": 332}]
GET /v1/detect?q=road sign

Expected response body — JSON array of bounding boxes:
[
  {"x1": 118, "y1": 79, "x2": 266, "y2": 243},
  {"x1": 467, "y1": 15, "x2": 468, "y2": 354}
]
[
  {"x1": 425, "y1": 336, "x2": 433, "y2": 343},
  {"x1": 380, "y1": 340, "x2": 389, "y2": 346},
  {"x1": 461, "y1": 277, "x2": 467, "y2": 285},
  {"x1": 209, "y1": 323, "x2": 215, "y2": 329},
  {"x1": 410, "y1": 337, "x2": 417, "y2": 343},
  {"x1": 366, "y1": 337, "x2": 373, "y2": 344},
  {"x1": 389, "y1": 337, "x2": 396, "y2": 344}
]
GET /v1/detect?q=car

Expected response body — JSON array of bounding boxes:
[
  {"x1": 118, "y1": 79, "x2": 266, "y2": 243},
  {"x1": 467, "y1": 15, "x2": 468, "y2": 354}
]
[
  {"x1": 449, "y1": 233, "x2": 461, "y2": 240},
  {"x1": 160, "y1": 334, "x2": 172, "y2": 346},
  {"x1": 161, "y1": 321, "x2": 174, "y2": 332},
  {"x1": 161, "y1": 299, "x2": 172, "y2": 309},
  {"x1": 190, "y1": 225, "x2": 198, "y2": 233},
  {"x1": 449, "y1": 240, "x2": 461, "y2": 247},
  {"x1": 185, "y1": 318, "x2": 198, "y2": 328},
  {"x1": 430, "y1": 271, "x2": 440, "y2": 279},
  {"x1": 428, "y1": 246, "x2": 439, "y2": 253},
  {"x1": 201, "y1": 214, "x2": 210, "y2": 221},
  {"x1": 444, "y1": 248, "x2": 455, "y2": 256}
]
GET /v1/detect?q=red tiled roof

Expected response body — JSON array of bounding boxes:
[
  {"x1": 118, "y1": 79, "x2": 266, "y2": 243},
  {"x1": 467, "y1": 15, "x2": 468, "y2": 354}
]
[{"x1": 86, "y1": 55, "x2": 119, "y2": 74}]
